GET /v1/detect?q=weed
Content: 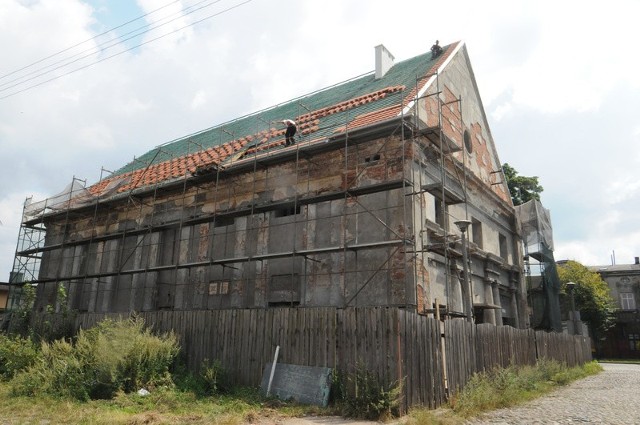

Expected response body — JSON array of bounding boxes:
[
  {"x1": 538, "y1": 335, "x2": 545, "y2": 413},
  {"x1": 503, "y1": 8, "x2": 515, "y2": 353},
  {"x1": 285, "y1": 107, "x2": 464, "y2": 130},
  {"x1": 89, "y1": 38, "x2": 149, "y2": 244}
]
[
  {"x1": 10, "y1": 317, "x2": 179, "y2": 400},
  {"x1": 0, "y1": 333, "x2": 39, "y2": 380},
  {"x1": 450, "y1": 360, "x2": 603, "y2": 418},
  {"x1": 334, "y1": 363, "x2": 402, "y2": 421}
]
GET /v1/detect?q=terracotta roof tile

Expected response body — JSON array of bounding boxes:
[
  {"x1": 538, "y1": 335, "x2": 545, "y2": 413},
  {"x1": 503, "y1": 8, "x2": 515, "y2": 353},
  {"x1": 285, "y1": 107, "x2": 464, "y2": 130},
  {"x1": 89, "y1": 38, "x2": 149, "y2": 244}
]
[
  {"x1": 89, "y1": 44, "x2": 460, "y2": 197},
  {"x1": 343, "y1": 105, "x2": 403, "y2": 131}
]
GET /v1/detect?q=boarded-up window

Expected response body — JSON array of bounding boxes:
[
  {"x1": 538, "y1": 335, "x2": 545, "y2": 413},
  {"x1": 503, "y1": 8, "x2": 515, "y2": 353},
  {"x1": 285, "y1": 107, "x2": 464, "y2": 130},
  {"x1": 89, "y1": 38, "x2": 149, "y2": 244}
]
[
  {"x1": 209, "y1": 280, "x2": 230, "y2": 296},
  {"x1": 435, "y1": 199, "x2": 445, "y2": 228},
  {"x1": 472, "y1": 218, "x2": 483, "y2": 248},
  {"x1": 499, "y1": 233, "x2": 508, "y2": 261},
  {"x1": 157, "y1": 279, "x2": 175, "y2": 309},
  {"x1": 268, "y1": 274, "x2": 300, "y2": 305}
]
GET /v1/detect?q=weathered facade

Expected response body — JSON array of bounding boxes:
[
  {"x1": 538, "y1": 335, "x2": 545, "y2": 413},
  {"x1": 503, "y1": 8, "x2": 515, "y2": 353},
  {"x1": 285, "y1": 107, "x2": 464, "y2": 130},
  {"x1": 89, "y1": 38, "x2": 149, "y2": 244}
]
[
  {"x1": 593, "y1": 258, "x2": 640, "y2": 358},
  {"x1": 13, "y1": 42, "x2": 527, "y2": 326}
]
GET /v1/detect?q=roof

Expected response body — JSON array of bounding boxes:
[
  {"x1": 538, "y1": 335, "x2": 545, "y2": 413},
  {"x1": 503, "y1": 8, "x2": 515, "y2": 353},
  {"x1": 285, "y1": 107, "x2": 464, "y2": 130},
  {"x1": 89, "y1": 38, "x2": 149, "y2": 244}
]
[
  {"x1": 589, "y1": 263, "x2": 640, "y2": 275},
  {"x1": 89, "y1": 42, "x2": 460, "y2": 197}
]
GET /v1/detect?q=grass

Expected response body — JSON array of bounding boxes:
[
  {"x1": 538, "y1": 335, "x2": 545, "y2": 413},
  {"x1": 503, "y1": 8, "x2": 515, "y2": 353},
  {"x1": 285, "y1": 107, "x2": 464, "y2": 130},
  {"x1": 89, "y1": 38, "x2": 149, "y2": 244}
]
[
  {"x1": 0, "y1": 382, "x2": 332, "y2": 424},
  {"x1": 0, "y1": 360, "x2": 601, "y2": 425},
  {"x1": 404, "y1": 360, "x2": 603, "y2": 425}
]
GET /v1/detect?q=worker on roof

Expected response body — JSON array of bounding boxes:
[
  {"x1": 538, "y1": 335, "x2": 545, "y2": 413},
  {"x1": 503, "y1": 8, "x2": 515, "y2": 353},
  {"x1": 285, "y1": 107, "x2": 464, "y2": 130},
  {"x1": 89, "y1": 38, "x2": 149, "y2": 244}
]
[
  {"x1": 282, "y1": 119, "x2": 297, "y2": 146},
  {"x1": 431, "y1": 40, "x2": 443, "y2": 58}
]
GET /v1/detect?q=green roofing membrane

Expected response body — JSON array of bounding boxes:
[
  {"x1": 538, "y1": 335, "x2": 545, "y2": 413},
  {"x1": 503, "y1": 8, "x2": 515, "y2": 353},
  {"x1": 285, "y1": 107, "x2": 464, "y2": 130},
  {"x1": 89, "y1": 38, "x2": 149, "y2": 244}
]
[{"x1": 114, "y1": 47, "x2": 448, "y2": 176}]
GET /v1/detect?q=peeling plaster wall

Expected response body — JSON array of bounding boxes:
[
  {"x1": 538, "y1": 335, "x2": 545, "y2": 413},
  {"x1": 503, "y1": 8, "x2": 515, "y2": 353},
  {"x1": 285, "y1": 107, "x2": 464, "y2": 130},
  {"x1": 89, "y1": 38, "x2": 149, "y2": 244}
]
[
  {"x1": 407, "y1": 45, "x2": 525, "y2": 325},
  {"x1": 33, "y1": 48, "x2": 524, "y2": 325},
  {"x1": 35, "y1": 137, "x2": 417, "y2": 313}
]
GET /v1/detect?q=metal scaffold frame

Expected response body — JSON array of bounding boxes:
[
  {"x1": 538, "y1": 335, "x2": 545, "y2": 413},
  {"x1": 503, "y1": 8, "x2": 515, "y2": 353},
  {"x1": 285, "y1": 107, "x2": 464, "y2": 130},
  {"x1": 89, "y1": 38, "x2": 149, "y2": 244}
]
[{"x1": 8, "y1": 65, "x2": 471, "y2": 318}]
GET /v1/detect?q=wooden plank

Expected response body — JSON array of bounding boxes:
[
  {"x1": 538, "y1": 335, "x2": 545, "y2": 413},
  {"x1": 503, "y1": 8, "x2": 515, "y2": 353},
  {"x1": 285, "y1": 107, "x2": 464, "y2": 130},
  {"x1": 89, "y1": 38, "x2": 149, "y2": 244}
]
[{"x1": 63, "y1": 308, "x2": 594, "y2": 412}]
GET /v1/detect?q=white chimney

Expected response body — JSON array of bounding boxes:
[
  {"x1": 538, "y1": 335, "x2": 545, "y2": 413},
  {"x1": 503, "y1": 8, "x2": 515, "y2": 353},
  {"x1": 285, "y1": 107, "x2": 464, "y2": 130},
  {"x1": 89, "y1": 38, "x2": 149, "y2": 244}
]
[{"x1": 375, "y1": 44, "x2": 394, "y2": 79}]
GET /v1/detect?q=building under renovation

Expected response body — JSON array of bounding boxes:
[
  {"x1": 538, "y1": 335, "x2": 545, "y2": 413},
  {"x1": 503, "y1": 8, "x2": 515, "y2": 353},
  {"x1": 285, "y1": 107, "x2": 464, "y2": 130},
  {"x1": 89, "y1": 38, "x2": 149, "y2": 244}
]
[
  {"x1": 9, "y1": 41, "x2": 527, "y2": 327},
  {"x1": 516, "y1": 199, "x2": 562, "y2": 331}
]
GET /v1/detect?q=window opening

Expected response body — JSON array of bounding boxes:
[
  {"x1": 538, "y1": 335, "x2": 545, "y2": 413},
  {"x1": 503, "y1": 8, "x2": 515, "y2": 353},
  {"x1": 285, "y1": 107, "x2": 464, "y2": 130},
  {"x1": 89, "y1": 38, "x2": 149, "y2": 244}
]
[
  {"x1": 209, "y1": 280, "x2": 230, "y2": 295},
  {"x1": 213, "y1": 216, "x2": 234, "y2": 227},
  {"x1": 499, "y1": 233, "x2": 508, "y2": 261},
  {"x1": 275, "y1": 205, "x2": 301, "y2": 217},
  {"x1": 464, "y1": 130, "x2": 473, "y2": 153},
  {"x1": 471, "y1": 217, "x2": 483, "y2": 248},
  {"x1": 621, "y1": 292, "x2": 636, "y2": 310}
]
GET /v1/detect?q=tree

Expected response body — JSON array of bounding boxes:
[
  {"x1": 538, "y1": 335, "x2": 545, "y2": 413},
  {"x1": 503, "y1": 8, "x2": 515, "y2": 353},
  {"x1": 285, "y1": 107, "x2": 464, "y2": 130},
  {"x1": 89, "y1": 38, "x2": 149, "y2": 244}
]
[
  {"x1": 557, "y1": 260, "x2": 616, "y2": 337},
  {"x1": 502, "y1": 163, "x2": 544, "y2": 206}
]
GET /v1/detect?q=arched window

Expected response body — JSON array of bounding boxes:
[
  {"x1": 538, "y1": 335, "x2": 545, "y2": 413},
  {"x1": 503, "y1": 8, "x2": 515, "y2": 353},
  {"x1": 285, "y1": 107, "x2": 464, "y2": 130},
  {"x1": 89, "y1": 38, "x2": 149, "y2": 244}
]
[{"x1": 463, "y1": 130, "x2": 473, "y2": 153}]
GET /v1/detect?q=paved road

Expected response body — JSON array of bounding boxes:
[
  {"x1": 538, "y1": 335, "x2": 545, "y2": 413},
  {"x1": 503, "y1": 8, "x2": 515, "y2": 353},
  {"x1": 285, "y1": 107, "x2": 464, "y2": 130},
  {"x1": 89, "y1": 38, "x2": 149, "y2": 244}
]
[{"x1": 466, "y1": 363, "x2": 640, "y2": 424}]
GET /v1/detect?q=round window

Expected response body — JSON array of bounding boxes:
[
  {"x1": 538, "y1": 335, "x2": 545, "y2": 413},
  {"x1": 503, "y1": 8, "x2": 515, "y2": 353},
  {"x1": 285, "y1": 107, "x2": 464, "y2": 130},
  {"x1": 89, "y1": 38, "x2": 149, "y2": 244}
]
[{"x1": 463, "y1": 130, "x2": 473, "y2": 153}]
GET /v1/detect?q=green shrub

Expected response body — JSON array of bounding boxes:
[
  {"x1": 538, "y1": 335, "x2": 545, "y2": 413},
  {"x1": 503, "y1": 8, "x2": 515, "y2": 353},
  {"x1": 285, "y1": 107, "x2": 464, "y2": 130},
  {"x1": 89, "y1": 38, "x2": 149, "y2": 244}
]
[
  {"x1": 0, "y1": 333, "x2": 39, "y2": 380},
  {"x1": 10, "y1": 317, "x2": 179, "y2": 400},
  {"x1": 200, "y1": 359, "x2": 230, "y2": 395},
  {"x1": 173, "y1": 358, "x2": 230, "y2": 397},
  {"x1": 451, "y1": 360, "x2": 603, "y2": 417},
  {"x1": 7, "y1": 284, "x2": 37, "y2": 337},
  {"x1": 334, "y1": 364, "x2": 402, "y2": 421},
  {"x1": 11, "y1": 339, "x2": 89, "y2": 400}
]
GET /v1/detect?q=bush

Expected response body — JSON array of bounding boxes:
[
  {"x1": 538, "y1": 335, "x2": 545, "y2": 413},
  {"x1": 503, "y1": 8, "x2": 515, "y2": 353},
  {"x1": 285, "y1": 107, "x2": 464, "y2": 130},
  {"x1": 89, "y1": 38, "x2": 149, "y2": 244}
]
[
  {"x1": 334, "y1": 364, "x2": 402, "y2": 421},
  {"x1": 200, "y1": 358, "x2": 230, "y2": 395},
  {"x1": 10, "y1": 317, "x2": 180, "y2": 400},
  {"x1": 173, "y1": 358, "x2": 230, "y2": 397},
  {"x1": 451, "y1": 360, "x2": 603, "y2": 417},
  {"x1": 11, "y1": 339, "x2": 89, "y2": 400},
  {"x1": 0, "y1": 333, "x2": 39, "y2": 380}
]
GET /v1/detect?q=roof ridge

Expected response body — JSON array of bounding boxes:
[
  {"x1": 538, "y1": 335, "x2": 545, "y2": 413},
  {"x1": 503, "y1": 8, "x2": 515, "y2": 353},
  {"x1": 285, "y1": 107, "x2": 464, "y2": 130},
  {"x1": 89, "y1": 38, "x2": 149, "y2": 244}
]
[
  {"x1": 98, "y1": 44, "x2": 458, "y2": 193},
  {"x1": 91, "y1": 84, "x2": 409, "y2": 194}
]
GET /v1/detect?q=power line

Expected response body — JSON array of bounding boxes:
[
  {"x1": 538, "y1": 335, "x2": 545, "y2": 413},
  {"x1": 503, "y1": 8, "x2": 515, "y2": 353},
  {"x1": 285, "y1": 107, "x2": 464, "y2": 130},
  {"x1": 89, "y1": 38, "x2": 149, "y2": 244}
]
[
  {"x1": 0, "y1": 0, "x2": 182, "y2": 82},
  {"x1": 0, "y1": 0, "x2": 221, "y2": 94},
  {"x1": 0, "y1": 0, "x2": 253, "y2": 101}
]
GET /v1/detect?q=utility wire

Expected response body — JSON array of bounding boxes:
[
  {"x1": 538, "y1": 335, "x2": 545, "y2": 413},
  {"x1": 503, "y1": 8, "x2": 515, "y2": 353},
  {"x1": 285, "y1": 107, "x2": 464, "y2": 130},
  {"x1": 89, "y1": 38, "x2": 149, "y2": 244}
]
[
  {"x1": 0, "y1": 0, "x2": 252, "y2": 101},
  {"x1": 0, "y1": 0, "x2": 182, "y2": 82},
  {"x1": 0, "y1": 0, "x2": 213, "y2": 90},
  {"x1": 0, "y1": 0, "x2": 221, "y2": 93}
]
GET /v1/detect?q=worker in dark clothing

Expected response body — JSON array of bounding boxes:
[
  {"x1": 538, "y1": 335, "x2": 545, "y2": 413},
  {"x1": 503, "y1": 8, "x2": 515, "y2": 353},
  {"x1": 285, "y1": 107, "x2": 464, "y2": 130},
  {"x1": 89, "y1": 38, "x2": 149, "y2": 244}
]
[
  {"x1": 431, "y1": 40, "x2": 443, "y2": 58},
  {"x1": 282, "y1": 119, "x2": 297, "y2": 146}
]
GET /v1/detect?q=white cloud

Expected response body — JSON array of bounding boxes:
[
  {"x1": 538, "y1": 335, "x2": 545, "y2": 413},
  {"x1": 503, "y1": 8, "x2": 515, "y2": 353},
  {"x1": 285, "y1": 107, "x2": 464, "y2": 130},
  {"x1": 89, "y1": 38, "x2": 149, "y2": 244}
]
[{"x1": 1, "y1": 0, "x2": 639, "y2": 278}]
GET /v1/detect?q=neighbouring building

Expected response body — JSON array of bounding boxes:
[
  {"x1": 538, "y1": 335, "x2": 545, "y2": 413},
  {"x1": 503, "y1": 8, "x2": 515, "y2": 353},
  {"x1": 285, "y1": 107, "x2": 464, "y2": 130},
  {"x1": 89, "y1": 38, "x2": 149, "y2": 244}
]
[
  {"x1": 8, "y1": 41, "x2": 528, "y2": 327},
  {"x1": 0, "y1": 283, "x2": 8, "y2": 311},
  {"x1": 593, "y1": 258, "x2": 640, "y2": 358}
]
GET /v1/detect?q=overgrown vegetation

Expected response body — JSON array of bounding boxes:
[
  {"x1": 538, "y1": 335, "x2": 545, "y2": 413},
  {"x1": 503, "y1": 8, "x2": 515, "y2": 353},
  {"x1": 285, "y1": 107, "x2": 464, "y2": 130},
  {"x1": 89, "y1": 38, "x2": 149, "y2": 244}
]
[
  {"x1": 0, "y1": 380, "x2": 314, "y2": 425},
  {"x1": 0, "y1": 333, "x2": 39, "y2": 379},
  {"x1": 450, "y1": 359, "x2": 602, "y2": 418},
  {"x1": 8, "y1": 282, "x2": 76, "y2": 342},
  {"x1": 0, "y1": 316, "x2": 325, "y2": 423},
  {"x1": 333, "y1": 363, "x2": 402, "y2": 421},
  {"x1": 405, "y1": 360, "x2": 602, "y2": 424},
  {"x1": 0, "y1": 315, "x2": 603, "y2": 424},
  {"x1": 8, "y1": 317, "x2": 179, "y2": 400},
  {"x1": 173, "y1": 358, "x2": 231, "y2": 397}
]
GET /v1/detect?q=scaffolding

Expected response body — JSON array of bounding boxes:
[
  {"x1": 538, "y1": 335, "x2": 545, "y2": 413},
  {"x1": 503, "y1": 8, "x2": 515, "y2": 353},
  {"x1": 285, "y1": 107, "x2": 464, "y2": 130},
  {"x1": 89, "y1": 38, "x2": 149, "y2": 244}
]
[
  {"x1": 8, "y1": 64, "x2": 477, "y2": 319},
  {"x1": 516, "y1": 199, "x2": 562, "y2": 331}
]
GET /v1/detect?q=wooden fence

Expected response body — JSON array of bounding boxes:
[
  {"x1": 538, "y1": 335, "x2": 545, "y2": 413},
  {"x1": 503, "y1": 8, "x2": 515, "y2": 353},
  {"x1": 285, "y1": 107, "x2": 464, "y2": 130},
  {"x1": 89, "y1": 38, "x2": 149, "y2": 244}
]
[{"x1": 26, "y1": 307, "x2": 592, "y2": 412}]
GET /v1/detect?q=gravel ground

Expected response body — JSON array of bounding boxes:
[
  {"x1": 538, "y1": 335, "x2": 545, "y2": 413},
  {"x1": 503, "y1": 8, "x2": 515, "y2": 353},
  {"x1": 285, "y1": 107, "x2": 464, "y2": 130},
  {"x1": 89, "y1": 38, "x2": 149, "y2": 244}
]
[{"x1": 465, "y1": 363, "x2": 640, "y2": 424}]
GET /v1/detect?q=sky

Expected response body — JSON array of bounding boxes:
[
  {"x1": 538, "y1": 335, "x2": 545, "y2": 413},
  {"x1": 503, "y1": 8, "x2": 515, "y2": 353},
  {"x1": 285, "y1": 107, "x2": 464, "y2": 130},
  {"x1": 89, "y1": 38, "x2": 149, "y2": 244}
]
[{"x1": 1, "y1": 0, "x2": 639, "y2": 280}]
